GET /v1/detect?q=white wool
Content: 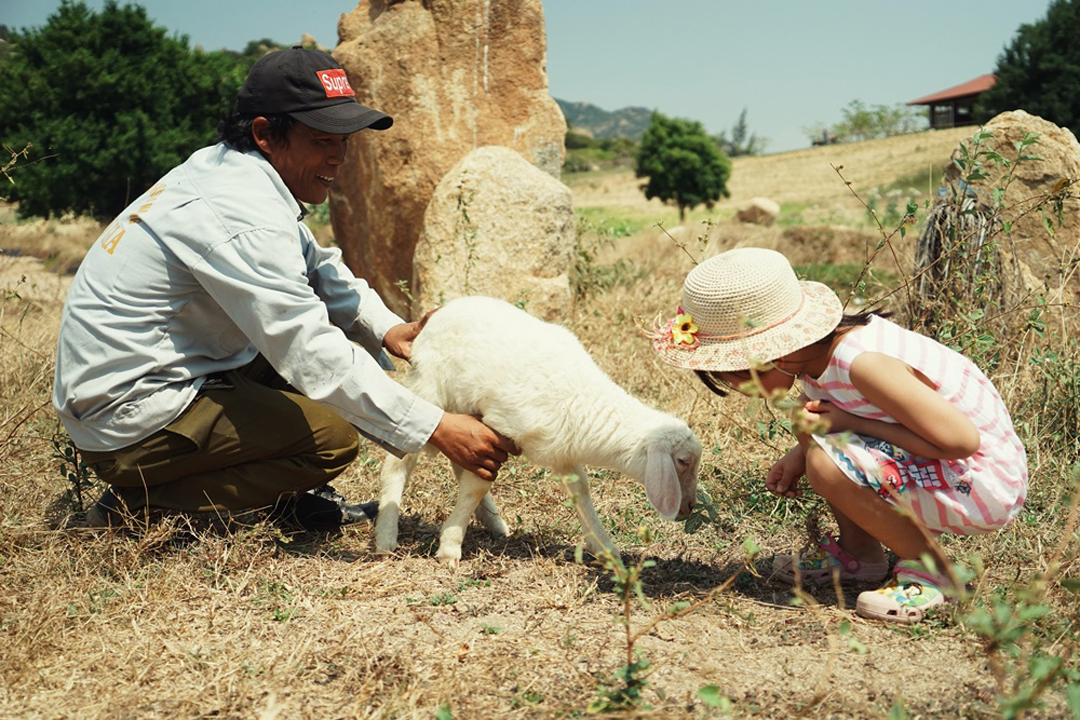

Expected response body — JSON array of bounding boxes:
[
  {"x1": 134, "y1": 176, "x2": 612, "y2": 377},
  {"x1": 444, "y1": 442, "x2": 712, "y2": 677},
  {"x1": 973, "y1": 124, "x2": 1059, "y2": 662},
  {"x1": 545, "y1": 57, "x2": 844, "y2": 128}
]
[{"x1": 376, "y1": 296, "x2": 702, "y2": 565}]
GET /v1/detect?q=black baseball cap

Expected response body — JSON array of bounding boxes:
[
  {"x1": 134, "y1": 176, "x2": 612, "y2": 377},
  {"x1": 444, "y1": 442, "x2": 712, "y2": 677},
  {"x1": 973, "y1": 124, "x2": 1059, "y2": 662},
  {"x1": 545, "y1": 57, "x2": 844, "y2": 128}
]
[{"x1": 237, "y1": 46, "x2": 393, "y2": 134}]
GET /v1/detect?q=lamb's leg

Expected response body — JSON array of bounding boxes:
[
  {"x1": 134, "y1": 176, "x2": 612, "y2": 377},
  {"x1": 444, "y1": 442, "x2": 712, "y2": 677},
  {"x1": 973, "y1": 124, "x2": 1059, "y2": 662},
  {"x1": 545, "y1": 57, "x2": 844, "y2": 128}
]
[
  {"x1": 562, "y1": 465, "x2": 620, "y2": 561},
  {"x1": 437, "y1": 465, "x2": 490, "y2": 567},
  {"x1": 374, "y1": 451, "x2": 420, "y2": 554},
  {"x1": 474, "y1": 491, "x2": 510, "y2": 538}
]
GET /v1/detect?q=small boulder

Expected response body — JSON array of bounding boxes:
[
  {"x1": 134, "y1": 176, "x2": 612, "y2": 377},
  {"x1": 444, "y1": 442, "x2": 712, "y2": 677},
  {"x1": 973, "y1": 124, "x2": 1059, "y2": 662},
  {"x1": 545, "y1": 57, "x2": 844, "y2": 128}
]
[
  {"x1": 412, "y1": 147, "x2": 575, "y2": 320},
  {"x1": 736, "y1": 197, "x2": 780, "y2": 226}
]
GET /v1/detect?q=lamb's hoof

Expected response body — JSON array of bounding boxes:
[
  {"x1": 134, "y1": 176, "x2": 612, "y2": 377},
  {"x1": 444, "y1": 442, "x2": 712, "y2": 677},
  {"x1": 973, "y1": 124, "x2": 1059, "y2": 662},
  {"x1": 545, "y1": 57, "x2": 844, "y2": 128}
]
[
  {"x1": 373, "y1": 537, "x2": 398, "y2": 555},
  {"x1": 436, "y1": 546, "x2": 462, "y2": 568}
]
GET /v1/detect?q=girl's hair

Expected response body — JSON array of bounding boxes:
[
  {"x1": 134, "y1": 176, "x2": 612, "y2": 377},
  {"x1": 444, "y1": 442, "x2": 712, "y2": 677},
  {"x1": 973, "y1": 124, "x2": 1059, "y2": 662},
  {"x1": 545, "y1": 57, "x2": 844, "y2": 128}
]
[
  {"x1": 217, "y1": 113, "x2": 295, "y2": 152},
  {"x1": 695, "y1": 309, "x2": 890, "y2": 398}
]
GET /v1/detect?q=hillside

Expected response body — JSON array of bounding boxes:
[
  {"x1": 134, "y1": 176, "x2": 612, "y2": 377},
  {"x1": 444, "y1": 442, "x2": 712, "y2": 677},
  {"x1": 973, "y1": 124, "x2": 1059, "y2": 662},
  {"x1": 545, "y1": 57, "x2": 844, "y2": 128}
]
[
  {"x1": 556, "y1": 98, "x2": 653, "y2": 140},
  {"x1": 567, "y1": 125, "x2": 973, "y2": 225}
]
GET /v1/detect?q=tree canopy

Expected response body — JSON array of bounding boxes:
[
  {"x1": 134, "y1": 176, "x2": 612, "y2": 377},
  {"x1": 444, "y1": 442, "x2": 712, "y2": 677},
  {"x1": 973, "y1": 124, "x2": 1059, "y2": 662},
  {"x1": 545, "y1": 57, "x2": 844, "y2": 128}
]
[
  {"x1": 714, "y1": 108, "x2": 767, "y2": 157},
  {"x1": 635, "y1": 112, "x2": 731, "y2": 221},
  {"x1": 813, "y1": 100, "x2": 924, "y2": 143},
  {"x1": 0, "y1": 1, "x2": 252, "y2": 220},
  {"x1": 978, "y1": 0, "x2": 1080, "y2": 132}
]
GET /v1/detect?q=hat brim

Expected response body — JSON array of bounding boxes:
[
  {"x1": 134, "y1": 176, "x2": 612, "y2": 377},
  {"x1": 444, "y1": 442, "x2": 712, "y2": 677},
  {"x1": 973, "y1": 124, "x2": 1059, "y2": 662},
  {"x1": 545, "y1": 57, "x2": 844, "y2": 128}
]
[
  {"x1": 289, "y1": 101, "x2": 393, "y2": 134},
  {"x1": 652, "y1": 281, "x2": 844, "y2": 372}
]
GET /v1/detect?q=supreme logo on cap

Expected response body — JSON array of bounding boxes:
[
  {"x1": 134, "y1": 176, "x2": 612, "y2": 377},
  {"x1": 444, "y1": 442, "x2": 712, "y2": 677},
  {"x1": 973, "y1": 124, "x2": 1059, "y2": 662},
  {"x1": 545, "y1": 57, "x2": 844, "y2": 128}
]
[{"x1": 317, "y1": 69, "x2": 355, "y2": 98}]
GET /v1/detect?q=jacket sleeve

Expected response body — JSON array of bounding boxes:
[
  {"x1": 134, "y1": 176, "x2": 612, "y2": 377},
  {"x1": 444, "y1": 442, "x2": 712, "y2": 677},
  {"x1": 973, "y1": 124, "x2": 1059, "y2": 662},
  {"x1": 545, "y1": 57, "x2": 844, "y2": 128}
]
[
  {"x1": 190, "y1": 224, "x2": 441, "y2": 456},
  {"x1": 299, "y1": 226, "x2": 402, "y2": 369}
]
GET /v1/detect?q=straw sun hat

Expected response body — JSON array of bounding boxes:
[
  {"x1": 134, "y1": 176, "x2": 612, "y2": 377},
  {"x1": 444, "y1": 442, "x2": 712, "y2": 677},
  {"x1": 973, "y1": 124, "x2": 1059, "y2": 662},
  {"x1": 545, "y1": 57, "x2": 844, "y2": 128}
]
[{"x1": 648, "y1": 247, "x2": 843, "y2": 372}]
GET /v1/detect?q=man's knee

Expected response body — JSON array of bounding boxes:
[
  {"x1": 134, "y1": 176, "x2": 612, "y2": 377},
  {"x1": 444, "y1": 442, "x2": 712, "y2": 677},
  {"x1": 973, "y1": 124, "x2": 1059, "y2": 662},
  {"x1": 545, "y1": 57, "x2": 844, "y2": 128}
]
[{"x1": 315, "y1": 414, "x2": 360, "y2": 471}]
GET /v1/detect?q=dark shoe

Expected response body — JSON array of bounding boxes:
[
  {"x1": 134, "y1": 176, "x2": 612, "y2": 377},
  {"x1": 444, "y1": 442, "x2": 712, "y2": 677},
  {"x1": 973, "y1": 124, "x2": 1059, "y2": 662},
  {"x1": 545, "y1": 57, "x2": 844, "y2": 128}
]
[
  {"x1": 84, "y1": 487, "x2": 132, "y2": 528},
  {"x1": 309, "y1": 484, "x2": 379, "y2": 524},
  {"x1": 272, "y1": 484, "x2": 378, "y2": 531}
]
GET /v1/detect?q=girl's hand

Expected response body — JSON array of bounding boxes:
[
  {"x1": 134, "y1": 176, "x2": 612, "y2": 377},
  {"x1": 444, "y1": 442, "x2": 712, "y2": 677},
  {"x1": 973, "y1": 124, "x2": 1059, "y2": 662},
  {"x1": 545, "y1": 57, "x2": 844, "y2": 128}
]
[
  {"x1": 799, "y1": 399, "x2": 862, "y2": 436},
  {"x1": 766, "y1": 445, "x2": 806, "y2": 498}
]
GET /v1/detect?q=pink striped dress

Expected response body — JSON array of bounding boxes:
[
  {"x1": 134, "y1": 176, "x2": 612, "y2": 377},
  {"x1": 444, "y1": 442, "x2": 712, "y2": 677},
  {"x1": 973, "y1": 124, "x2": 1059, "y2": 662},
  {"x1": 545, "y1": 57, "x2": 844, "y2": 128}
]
[{"x1": 801, "y1": 315, "x2": 1027, "y2": 535}]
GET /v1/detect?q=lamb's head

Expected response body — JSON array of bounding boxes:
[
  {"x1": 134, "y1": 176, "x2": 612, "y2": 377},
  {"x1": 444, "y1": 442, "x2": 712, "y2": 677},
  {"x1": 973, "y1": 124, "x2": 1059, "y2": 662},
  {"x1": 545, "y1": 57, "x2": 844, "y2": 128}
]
[{"x1": 630, "y1": 419, "x2": 701, "y2": 521}]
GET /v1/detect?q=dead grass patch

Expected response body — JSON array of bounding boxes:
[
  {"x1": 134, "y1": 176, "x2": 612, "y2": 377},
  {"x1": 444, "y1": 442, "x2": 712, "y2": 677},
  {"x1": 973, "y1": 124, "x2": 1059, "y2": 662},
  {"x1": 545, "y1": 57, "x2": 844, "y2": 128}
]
[{"x1": 1, "y1": 130, "x2": 1077, "y2": 718}]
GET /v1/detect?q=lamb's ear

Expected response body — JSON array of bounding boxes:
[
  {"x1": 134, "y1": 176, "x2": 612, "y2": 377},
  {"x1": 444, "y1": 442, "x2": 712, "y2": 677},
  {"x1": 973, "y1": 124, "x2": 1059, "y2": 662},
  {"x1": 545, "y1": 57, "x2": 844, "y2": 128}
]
[{"x1": 644, "y1": 443, "x2": 681, "y2": 520}]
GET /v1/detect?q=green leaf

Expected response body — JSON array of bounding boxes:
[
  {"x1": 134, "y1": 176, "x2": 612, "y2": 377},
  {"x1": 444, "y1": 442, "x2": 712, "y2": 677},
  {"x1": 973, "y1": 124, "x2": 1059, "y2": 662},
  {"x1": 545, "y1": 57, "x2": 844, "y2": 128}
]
[
  {"x1": 888, "y1": 698, "x2": 910, "y2": 719},
  {"x1": 1059, "y1": 578, "x2": 1080, "y2": 593},
  {"x1": 698, "y1": 685, "x2": 733, "y2": 710},
  {"x1": 668, "y1": 601, "x2": 692, "y2": 614},
  {"x1": 1065, "y1": 682, "x2": 1080, "y2": 718},
  {"x1": 742, "y1": 537, "x2": 761, "y2": 558},
  {"x1": 435, "y1": 702, "x2": 453, "y2": 720}
]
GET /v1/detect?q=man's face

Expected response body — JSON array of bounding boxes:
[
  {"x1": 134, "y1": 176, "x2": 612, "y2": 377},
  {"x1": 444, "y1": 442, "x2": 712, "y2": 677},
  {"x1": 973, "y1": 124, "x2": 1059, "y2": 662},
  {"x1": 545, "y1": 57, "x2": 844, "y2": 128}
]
[{"x1": 258, "y1": 120, "x2": 350, "y2": 205}]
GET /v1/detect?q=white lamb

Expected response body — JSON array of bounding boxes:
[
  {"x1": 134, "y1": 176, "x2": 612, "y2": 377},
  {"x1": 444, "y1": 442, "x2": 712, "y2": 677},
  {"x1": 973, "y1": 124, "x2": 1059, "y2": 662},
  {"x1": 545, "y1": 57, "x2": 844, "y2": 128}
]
[{"x1": 374, "y1": 296, "x2": 701, "y2": 566}]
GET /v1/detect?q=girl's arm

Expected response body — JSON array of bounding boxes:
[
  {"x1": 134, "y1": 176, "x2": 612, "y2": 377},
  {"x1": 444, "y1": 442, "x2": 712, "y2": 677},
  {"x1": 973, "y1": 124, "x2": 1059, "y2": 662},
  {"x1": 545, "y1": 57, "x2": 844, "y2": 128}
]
[{"x1": 806, "y1": 352, "x2": 980, "y2": 459}]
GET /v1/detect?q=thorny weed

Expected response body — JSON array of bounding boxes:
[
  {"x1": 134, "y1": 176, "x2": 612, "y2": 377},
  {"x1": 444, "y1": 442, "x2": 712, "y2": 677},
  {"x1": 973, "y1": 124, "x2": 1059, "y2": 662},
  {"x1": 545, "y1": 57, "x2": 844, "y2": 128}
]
[
  {"x1": 51, "y1": 430, "x2": 98, "y2": 516},
  {"x1": 571, "y1": 214, "x2": 643, "y2": 299},
  {"x1": 2, "y1": 142, "x2": 32, "y2": 193},
  {"x1": 564, "y1": 481, "x2": 757, "y2": 713},
  {"x1": 454, "y1": 176, "x2": 479, "y2": 295}
]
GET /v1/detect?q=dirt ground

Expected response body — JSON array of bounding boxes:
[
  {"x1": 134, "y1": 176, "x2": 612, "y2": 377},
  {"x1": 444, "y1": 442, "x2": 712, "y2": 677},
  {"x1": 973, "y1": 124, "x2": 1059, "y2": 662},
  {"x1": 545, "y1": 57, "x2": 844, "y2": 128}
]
[{"x1": 1, "y1": 125, "x2": 1076, "y2": 719}]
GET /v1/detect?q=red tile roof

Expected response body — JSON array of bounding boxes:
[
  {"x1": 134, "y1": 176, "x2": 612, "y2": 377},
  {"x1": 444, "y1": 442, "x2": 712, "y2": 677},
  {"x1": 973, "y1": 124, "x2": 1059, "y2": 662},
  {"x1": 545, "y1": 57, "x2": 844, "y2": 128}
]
[{"x1": 907, "y1": 74, "x2": 996, "y2": 105}]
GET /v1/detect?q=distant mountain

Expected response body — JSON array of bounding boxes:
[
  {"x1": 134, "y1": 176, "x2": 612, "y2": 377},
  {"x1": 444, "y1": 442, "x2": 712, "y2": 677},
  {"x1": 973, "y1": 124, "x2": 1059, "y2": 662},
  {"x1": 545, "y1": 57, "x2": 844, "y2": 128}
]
[{"x1": 555, "y1": 99, "x2": 654, "y2": 141}]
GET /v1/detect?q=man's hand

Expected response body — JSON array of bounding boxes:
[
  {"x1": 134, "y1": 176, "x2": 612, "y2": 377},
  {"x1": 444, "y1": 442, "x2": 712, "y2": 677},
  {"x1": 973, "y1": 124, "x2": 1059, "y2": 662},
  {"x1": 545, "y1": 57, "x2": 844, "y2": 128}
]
[
  {"x1": 383, "y1": 308, "x2": 440, "y2": 361},
  {"x1": 428, "y1": 413, "x2": 521, "y2": 482}
]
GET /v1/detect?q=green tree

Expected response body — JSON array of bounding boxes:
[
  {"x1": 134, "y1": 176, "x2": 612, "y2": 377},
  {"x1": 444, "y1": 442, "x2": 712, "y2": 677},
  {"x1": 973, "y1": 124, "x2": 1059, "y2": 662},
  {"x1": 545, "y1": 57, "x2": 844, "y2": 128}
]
[
  {"x1": 824, "y1": 100, "x2": 923, "y2": 143},
  {"x1": 714, "y1": 107, "x2": 767, "y2": 157},
  {"x1": 978, "y1": 0, "x2": 1080, "y2": 132},
  {"x1": 635, "y1": 112, "x2": 731, "y2": 221},
  {"x1": 0, "y1": 1, "x2": 251, "y2": 220}
]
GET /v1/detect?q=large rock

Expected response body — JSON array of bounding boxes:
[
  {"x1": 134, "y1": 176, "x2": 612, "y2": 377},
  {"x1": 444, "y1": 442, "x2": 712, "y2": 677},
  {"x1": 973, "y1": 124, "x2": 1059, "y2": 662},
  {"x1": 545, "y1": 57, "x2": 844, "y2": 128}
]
[
  {"x1": 938, "y1": 110, "x2": 1080, "y2": 299},
  {"x1": 329, "y1": 0, "x2": 567, "y2": 317},
  {"x1": 412, "y1": 146, "x2": 575, "y2": 320}
]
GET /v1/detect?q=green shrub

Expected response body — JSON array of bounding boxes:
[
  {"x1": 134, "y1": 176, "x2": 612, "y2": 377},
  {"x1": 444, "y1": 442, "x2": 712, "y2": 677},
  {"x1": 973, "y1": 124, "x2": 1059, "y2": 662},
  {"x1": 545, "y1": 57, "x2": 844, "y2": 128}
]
[{"x1": 0, "y1": 1, "x2": 250, "y2": 220}]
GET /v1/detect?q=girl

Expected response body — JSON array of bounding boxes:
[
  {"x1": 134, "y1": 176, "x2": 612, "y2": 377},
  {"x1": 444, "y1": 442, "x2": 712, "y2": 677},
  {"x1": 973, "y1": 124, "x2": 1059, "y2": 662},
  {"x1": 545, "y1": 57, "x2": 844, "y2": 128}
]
[{"x1": 649, "y1": 248, "x2": 1027, "y2": 624}]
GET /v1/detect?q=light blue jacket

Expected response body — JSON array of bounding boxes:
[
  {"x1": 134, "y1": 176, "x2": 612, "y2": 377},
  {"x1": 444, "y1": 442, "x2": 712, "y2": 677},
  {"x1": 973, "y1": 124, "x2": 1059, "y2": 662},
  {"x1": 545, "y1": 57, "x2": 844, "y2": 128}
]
[{"x1": 53, "y1": 144, "x2": 442, "y2": 454}]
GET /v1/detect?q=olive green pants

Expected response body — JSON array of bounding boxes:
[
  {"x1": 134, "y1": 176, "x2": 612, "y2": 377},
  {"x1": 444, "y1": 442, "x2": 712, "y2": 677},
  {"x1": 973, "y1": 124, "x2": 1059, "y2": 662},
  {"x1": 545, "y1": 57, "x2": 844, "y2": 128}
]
[{"x1": 81, "y1": 358, "x2": 360, "y2": 514}]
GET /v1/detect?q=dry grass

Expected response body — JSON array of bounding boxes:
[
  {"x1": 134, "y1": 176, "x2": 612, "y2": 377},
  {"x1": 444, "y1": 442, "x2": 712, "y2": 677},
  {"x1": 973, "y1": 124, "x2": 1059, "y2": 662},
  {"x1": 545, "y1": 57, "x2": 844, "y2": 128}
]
[
  {"x1": 567, "y1": 126, "x2": 973, "y2": 231},
  {"x1": 1, "y1": 129, "x2": 1078, "y2": 719}
]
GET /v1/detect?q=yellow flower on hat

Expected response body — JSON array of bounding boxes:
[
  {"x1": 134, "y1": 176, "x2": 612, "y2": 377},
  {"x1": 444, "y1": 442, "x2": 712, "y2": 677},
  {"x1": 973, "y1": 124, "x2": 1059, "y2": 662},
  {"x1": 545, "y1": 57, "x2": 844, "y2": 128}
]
[{"x1": 671, "y1": 308, "x2": 699, "y2": 346}]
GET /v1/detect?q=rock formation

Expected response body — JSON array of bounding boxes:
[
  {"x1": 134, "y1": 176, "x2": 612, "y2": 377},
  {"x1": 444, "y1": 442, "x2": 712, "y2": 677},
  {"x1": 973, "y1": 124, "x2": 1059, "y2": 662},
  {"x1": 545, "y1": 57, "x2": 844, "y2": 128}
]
[{"x1": 329, "y1": 0, "x2": 567, "y2": 317}]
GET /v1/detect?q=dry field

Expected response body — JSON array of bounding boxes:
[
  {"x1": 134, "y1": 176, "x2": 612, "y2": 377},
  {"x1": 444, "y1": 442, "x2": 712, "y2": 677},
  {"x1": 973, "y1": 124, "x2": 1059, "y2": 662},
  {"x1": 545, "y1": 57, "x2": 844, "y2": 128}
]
[{"x1": 1, "y1": 128, "x2": 1077, "y2": 719}]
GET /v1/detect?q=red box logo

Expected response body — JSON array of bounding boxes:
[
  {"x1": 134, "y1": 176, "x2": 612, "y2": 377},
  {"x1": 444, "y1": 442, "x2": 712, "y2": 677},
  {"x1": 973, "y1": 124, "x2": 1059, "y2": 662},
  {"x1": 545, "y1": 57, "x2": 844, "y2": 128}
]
[{"x1": 317, "y1": 69, "x2": 355, "y2": 98}]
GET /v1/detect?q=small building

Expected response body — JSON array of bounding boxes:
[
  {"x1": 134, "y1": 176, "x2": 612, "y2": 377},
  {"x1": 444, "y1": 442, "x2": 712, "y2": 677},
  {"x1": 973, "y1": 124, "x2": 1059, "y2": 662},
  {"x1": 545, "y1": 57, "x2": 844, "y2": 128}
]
[{"x1": 907, "y1": 74, "x2": 996, "y2": 129}]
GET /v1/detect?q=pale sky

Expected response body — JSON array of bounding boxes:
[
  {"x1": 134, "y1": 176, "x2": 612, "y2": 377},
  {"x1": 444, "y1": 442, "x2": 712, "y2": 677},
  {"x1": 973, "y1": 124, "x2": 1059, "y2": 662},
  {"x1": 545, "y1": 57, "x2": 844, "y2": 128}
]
[{"x1": 2, "y1": 0, "x2": 1055, "y2": 152}]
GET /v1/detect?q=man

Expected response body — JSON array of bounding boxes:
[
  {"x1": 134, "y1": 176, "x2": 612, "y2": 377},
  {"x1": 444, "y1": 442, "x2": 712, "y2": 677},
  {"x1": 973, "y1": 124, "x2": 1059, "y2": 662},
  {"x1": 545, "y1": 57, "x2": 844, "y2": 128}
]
[{"x1": 53, "y1": 47, "x2": 517, "y2": 530}]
